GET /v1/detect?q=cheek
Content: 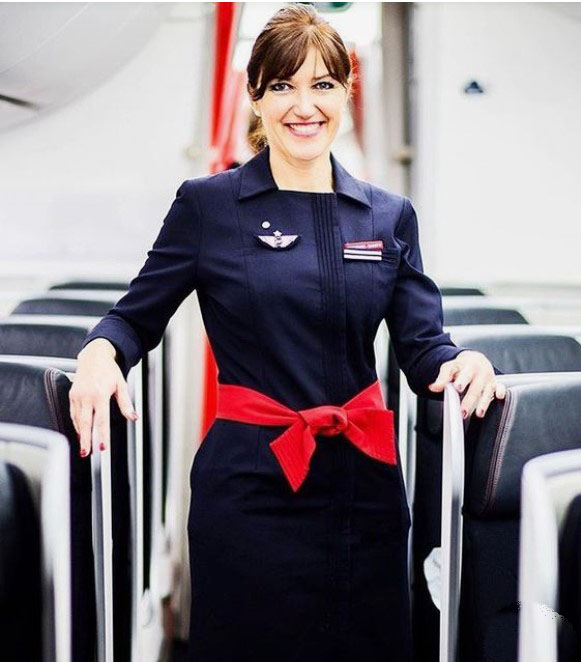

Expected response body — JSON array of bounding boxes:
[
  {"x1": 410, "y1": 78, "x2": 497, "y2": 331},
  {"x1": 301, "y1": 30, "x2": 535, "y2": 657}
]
[
  {"x1": 267, "y1": 101, "x2": 294, "y2": 123},
  {"x1": 321, "y1": 106, "x2": 344, "y2": 129}
]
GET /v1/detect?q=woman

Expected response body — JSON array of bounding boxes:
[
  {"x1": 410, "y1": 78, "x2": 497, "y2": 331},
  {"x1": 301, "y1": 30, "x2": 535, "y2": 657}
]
[{"x1": 70, "y1": 5, "x2": 505, "y2": 660}]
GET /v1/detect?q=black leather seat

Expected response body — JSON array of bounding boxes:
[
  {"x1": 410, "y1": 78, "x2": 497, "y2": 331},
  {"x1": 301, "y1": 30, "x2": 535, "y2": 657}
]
[
  {"x1": 444, "y1": 308, "x2": 527, "y2": 326},
  {"x1": 459, "y1": 376, "x2": 581, "y2": 661},
  {"x1": 0, "y1": 362, "x2": 95, "y2": 661},
  {"x1": 0, "y1": 321, "x2": 90, "y2": 358},
  {"x1": 558, "y1": 493, "x2": 581, "y2": 660},
  {"x1": 49, "y1": 281, "x2": 128, "y2": 291},
  {"x1": 0, "y1": 459, "x2": 42, "y2": 661},
  {"x1": 440, "y1": 287, "x2": 485, "y2": 297},
  {"x1": 411, "y1": 333, "x2": 581, "y2": 662},
  {"x1": 11, "y1": 297, "x2": 115, "y2": 317}
]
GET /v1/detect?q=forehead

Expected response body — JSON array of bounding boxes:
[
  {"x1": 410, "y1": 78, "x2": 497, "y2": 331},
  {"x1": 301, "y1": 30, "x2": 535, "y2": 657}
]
[{"x1": 274, "y1": 47, "x2": 331, "y2": 81}]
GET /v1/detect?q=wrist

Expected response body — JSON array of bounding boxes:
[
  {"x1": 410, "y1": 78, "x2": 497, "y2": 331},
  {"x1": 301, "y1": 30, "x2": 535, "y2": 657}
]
[{"x1": 79, "y1": 338, "x2": 116, "y2": 361}]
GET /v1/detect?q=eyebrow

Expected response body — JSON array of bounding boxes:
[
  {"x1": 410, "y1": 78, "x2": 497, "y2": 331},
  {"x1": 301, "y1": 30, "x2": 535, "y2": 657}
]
[{"x1": 274, "y1": 74, "x2": 332, "y2": 82}]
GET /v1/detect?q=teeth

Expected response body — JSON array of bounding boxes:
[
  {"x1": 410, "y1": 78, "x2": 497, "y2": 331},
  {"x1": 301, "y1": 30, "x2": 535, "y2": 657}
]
[{"x1": 288, "y1": 122, "x2": 322, "y2": 135}]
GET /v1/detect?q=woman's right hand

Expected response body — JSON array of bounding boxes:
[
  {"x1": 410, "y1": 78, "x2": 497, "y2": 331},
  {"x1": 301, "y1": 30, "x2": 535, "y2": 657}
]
[{"x1": 69, "y1": 338, "x2": 138, "y2": 457}]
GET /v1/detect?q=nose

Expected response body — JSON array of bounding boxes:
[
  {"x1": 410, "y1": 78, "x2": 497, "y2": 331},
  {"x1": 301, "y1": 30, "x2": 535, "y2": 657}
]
[{"x1": 292, "y1": 88, "x2": 319, "y2": 119}]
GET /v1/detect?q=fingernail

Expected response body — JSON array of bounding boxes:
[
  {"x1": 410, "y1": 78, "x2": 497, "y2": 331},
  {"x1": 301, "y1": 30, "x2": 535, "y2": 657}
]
[
  {"x1": 80, "y1": 448, "x2": 87, "y2": 458},
  {"x1": 477, "y1": 408, "x2": 484, "y2": 417},
  {"x1": 99, "y1": 442, "x2": 106, "y2": 451},
  {"x1": 461, "y1": 409, "x2": 468, "y2": 419}
]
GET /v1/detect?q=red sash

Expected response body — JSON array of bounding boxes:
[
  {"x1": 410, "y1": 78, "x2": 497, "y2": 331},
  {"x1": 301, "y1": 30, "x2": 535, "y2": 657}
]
[{"x1": 215, "y1": 379, "x2": 396, "y2": 492}]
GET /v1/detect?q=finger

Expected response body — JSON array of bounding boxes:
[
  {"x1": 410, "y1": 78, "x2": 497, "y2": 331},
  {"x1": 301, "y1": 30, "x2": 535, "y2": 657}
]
[
  {"x1": 460, "y1": 375, "x2": 487, "y2": 418},
  {"x1": 475, "y1": 381, "x2": 497, "y2": 418},
  {"x1": 495, "y1": 382, "x2": 507, "y2": 399},
  {"x1": 428, "y1": 361, "x2": 462, "y2": 391},
  {"x1": 452, "y1": 364, "x2": 476, "y2": 393},
  {"x1": 78, "y1": 401, "x2": 94, "y2": 457},
  {"x1": 114, "y1": 380, "x2": 138, "y2": 421},
  {"x1": 93, "y1": 397, "x2": 111, "y2": 452},
  {"x1": 69, "y1": 395, "x2": 80, "y2": 436}
]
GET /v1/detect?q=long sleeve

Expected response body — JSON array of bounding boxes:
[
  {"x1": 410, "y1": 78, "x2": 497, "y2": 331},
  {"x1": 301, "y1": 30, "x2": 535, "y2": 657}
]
[
  {"x1": 81, "y1": 179, "x2": 202, "y2": 377},
  {"x1": 386, "y1": 197, "x2": 474, "y2": 400}
]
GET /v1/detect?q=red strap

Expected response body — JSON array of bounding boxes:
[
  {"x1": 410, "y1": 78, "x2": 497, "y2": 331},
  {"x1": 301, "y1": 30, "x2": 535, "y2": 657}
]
[{"x1": 215, "y1": 379, "x2": 397, "y2": 492}]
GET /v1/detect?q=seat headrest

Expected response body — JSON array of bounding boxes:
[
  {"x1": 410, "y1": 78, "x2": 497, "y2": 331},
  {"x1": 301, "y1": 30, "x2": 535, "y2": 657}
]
[
  {"x1": 0, "y1": 323, "x2": 89, "y2": 359},
  {"x1": 451, "y1": 333, "x2": 581, "y2": 374},
  {"x1": 441, "y1": 287, "x2": 485, "y2": 296},
  {"x1": 465, "y1": 377, "x2": 581, "y2": 518},
  {"x1": 49, "y1": 281, "x2": 128, "y2": 291},
  {"x1": 0, "y1": 362, "x2": 72, "y2": 435},
  {"x1": 11, "y1": 297, "x2": 114, "y2": 317},
  {"x1": 443, "y1": 308, "x2": 527, "y2": 326}
]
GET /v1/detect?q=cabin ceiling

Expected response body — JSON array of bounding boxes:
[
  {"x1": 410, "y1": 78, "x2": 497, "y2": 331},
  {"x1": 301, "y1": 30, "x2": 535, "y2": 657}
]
[{"x1": 0, "y1": 2, "x2": 173, "y2": 132}]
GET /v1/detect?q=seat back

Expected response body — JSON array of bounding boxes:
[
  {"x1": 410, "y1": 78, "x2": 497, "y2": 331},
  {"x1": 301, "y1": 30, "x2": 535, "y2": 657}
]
[
  {"x1": 458, "y1": 376, "x2": 581, "y2": 662},
  {"x1": 519, "y1": 449, "x2": 581, "y2": 662},
  {"x1": 0, "y1": 459, "x2": 43, "y2": 660},
  {"x1": 0, "y1": 423, "x2": 72, "y2": 662}
]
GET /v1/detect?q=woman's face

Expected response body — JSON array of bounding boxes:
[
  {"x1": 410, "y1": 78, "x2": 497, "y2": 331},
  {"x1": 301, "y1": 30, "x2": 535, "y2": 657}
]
[{"x1": 251, "y1": 45, "x2": 350, "y2": 163}]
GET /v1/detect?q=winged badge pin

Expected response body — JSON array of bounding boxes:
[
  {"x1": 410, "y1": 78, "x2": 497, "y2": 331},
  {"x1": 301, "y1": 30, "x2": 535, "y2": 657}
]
[{"x1": 255, "y1": 229, "x2": 301, "y2": 250}]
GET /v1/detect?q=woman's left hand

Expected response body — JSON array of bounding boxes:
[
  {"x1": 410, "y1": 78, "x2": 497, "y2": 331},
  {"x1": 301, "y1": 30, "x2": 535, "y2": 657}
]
[{"x1": 427, "y1": 350, "x2": 507, "y2": 419}]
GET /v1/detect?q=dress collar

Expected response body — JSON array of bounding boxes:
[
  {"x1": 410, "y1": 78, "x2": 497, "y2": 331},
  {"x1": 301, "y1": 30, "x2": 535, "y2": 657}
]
[{"x1": 237, "y1": 144, "x2": 371, "y2": 208}]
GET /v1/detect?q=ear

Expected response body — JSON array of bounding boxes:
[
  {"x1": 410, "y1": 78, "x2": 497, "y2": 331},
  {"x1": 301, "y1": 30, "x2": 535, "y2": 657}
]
[{"x1": 344, "y1": 79, "x2": 353, "y2": 108}]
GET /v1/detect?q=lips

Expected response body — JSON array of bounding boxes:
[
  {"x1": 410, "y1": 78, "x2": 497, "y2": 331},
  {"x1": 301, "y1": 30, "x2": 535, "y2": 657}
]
[{"x1": 285, "y1": 121, "x2": 325, "y2": 137}]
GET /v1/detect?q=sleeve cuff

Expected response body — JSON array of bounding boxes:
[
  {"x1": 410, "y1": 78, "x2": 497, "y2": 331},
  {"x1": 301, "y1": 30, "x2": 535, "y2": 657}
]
[{"x1": 81, "y1": 315, "x2": 144, "y2": 378}]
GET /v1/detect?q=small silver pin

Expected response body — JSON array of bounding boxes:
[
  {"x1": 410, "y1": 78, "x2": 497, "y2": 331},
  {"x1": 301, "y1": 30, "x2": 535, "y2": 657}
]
[{"x1": 261, "y1": 220, "x2": 271, "y2": 229}]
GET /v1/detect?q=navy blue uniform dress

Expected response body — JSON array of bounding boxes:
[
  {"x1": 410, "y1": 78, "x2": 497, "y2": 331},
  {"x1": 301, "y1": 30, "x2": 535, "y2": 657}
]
[{"x1": 82, "y1": 144, "x2": 470, "y2": 661}]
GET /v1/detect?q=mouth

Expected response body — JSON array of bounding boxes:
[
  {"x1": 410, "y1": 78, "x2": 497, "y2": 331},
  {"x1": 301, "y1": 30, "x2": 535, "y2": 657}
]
[{"x1": 285, "y1": 121, "x2": 326, "y2": 138}]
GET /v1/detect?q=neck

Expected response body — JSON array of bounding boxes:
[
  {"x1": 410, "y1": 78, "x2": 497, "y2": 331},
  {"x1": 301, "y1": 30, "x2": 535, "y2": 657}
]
[{"x1": 269, "y1": 147, "x2": 334, "y2": 193}]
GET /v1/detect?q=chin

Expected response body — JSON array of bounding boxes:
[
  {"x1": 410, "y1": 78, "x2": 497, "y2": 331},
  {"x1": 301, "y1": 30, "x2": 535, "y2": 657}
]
[{"x1": 283, "y1": 141, "x2": 330, "y2": 162}]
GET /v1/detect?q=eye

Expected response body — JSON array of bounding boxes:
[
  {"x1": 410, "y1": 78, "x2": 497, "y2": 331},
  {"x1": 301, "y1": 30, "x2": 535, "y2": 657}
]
[
  {"x1": 315, "y1": 81, "x2": 335, "y2": 90},
  {"x1": 268, "y1": 82, "x2": 290, "y2": 92}
]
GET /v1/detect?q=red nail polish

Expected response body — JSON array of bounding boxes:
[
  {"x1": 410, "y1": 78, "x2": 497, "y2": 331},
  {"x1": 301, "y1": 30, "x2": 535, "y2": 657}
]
[
  {"x1": 80, "y1": 448, "x2": 86, "y2": 458},
  {"x1": 462, "y1": 409, "x2": 468, "y2": 420},
  {"x1": 99, "y1": 442, "x2": 106, "y2": 451}
]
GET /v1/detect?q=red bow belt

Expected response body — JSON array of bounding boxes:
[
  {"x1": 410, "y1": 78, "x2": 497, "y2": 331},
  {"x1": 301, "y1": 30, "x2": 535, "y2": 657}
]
[{"x1": 215, "y1": 379, "x2": 397, "y2": 492}]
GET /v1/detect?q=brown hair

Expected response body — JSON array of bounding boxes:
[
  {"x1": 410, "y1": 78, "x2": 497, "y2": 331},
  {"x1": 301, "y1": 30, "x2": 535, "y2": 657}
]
[{"x1": 246, "y1": 3, "x2": 355, "y2": 153}]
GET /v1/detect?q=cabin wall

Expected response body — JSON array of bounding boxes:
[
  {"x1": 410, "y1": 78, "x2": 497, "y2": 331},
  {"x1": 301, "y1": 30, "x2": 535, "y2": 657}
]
[{"x1": 411, "y1": 2, "x2": 581, "y2": 286}]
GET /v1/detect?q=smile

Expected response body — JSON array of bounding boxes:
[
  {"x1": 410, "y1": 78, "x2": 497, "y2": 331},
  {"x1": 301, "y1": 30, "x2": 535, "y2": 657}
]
[{"x1": 285, "y1": 121, "x2": 325, "y2": 138}]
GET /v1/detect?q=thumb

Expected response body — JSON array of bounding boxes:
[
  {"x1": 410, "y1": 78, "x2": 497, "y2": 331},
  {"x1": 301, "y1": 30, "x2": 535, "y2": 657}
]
[{"x1": 114, "y1": 380, "x2": 138, "y2": 421}]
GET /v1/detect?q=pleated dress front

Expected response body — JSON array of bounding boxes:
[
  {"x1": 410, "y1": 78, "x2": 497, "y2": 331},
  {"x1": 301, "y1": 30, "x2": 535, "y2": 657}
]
[{"x1": 82, "y1": 144, "x2": 466, "y2": 661}]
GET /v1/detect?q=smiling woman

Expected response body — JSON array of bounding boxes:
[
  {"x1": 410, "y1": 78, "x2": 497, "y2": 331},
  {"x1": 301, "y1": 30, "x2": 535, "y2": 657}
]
[
  {"x1": 72, "y1": 3, "x2": 502, "y2": 662},
  {"x1": 246, "y1": 5, "x2": 354, "y2": 192}
]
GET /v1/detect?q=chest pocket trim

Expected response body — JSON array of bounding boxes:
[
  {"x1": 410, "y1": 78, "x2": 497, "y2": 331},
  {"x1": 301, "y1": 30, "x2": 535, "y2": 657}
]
[{"x1": 343, "y1": 246, "x2": 400, "y2": 267}]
